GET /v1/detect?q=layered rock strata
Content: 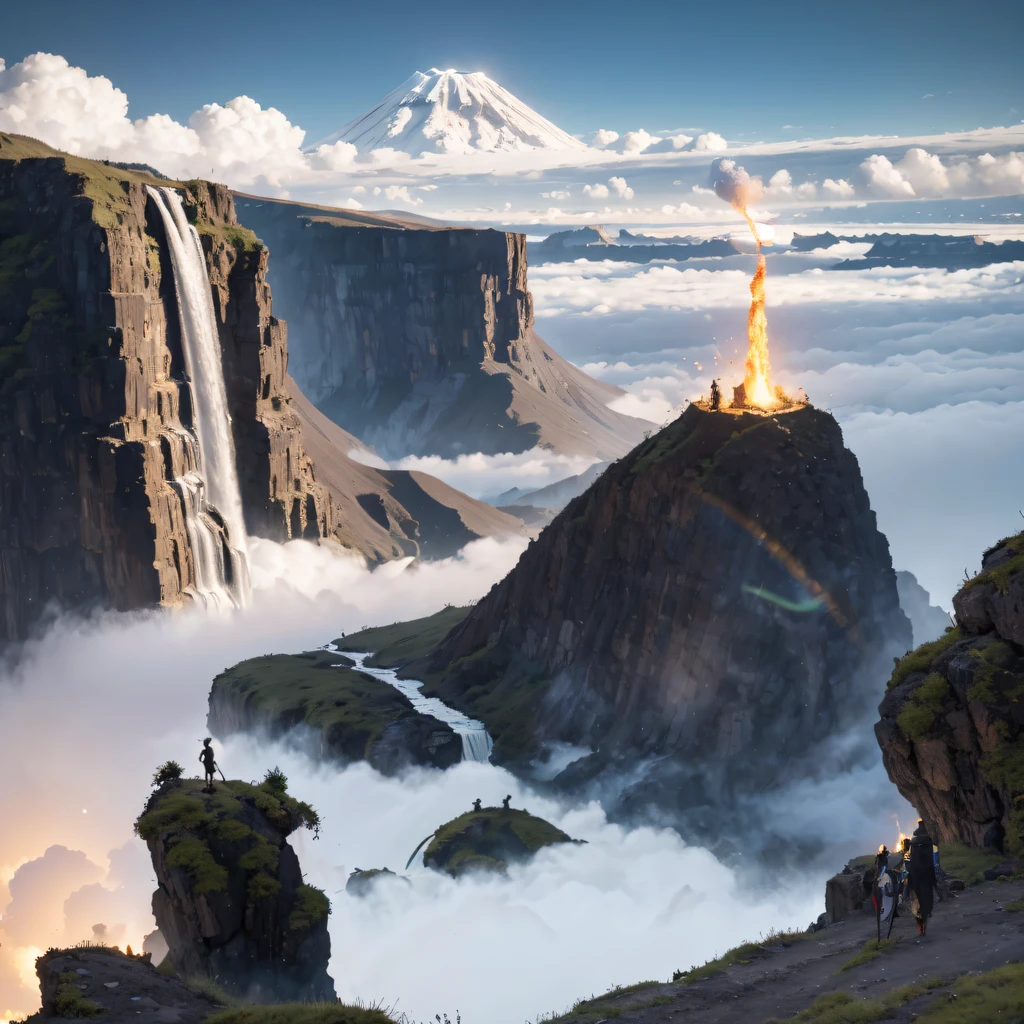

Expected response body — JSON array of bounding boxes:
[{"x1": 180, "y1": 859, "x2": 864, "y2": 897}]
[
  {"x1": 234, "y1": 195, "x2": 648, "y2": 461},
  {"x1": 876, "y1": 531, "x2": 1024, "y2": 849},
  {"x1": 136, "y1": 777, "x2": 334, "y2": 1001},
  {"x1": 0, "y1": 136, "x2": 330, "y2": 640},
  {"x1": 415, "y1": 403, "x2": 911, "y2": 812}
]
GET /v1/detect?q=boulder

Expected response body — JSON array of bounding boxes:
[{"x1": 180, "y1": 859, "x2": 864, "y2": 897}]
[{"x1": 136, "y1": 775, "x2": 333, "y2": 1002}]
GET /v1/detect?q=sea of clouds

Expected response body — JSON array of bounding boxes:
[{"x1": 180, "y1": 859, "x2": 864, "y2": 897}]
[{"x1": 0, "y1": 536, "x2": 911, "y2": 1024}]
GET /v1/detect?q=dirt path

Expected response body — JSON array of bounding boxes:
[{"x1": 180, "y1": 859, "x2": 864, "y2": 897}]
[{"x1": 568, "y1": 879, "x2": 1024, "y2": 1022}]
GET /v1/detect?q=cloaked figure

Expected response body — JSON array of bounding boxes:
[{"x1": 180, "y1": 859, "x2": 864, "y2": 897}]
[
  {"x1": 908, "y1": 820, "x2": 937, "y2": 936},
  {"x1": 472, "y1": 798, "x2": 482, "y2": 812},
  {"x1": 502, "y1": 795, "x2": 512, "y2": 810},
  {"x1": 709, "y1": 379, "x2": 722, "y2": 411},
  {"x1": 200, "y1": 738, "x2": 217, "y2": 792}
]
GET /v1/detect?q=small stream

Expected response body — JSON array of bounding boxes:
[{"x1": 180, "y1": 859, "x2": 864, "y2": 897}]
[{"x1": 326, "y1": 647, "x2": 494, "y2": 763}]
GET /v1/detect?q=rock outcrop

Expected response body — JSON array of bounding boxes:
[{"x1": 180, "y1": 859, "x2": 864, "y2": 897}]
[
  {"x1": 28, "y1": 946, "x2": 220, "y2": 1023},
  {"x1": 421, "y1": 807, "x2": 573, "y2": 877},
  {"x1": 415, "y1": 403, "x2": 911, "y2": 815},
  {"x1": 896, "y1": 570, "x2": 950, "y2": 646},
  {"x1": 136, "y1": 775, "x2": 334, "y2": 1002},
  {"x1": 876, "y1": 530, "x2": 1024, "y2": 849},
  {"x1": 207, "y1": 649, "x2": 462, "y2": 773},
  {"x1": 233, "y1": 196, "x2": 648, "y2": 461},
  {"x1": 0, "y1": 134, "x2": 522, "y2": 641}
]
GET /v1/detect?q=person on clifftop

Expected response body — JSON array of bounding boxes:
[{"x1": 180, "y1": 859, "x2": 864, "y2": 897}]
[
  {"x1": 200, "y1": 738, "x2": 218, "y2": 793},
  {"x1": 710, "y1": 379, "x2": 722, "y2": 411},
  {"x1": 908, "y1": 820, "x2": 937, "y2": 935},
  {"x1": 502, "y1": 795, "x2": 512, "y2": 810}
]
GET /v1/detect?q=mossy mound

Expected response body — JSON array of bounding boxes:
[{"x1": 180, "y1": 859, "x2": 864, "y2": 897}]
[
  {"x1": 136, "y1": 776, "x2": 325, "y2": 920},
  {"x1": 423, "y1": 807, "x2": 574, "y2": 877},
  {"x1": 206, "y1": 1004, "x2": 395, "y2": 1024},
  {"x1": 336, "y1": 605, "x2": 471, "y2": 669},
  {"x1": 208, "y1": 649, "x2": 461, "y2": 771}
]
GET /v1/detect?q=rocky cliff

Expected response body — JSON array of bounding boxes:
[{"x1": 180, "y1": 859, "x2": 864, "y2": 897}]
[
  {"x1": 207, "y1": 649, "x2": 462, "y2": 772},
  {"x1": 0, "y1": 134, "x2": 333, "y2": 640},
  {"x1": 234, "y1": 196, "x2": 648, "y2": 461},
  {"x1": 135, "y1": 774, "x2": 334, "y2": 1002},
  {"x1": 414, "y1": 403, "x2": 911, "y2": 815},
  {"x1": 876, "y1": 530, "x2": 1024, "y2": 850},
  {"x1": 0, "y1": 135, "x2": 523, "y2": 641}
]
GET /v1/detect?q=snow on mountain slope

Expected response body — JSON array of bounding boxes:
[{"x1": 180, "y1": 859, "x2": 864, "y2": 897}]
[{"x1": 316, "y1": 68, "x2": 590, "y2": 156}]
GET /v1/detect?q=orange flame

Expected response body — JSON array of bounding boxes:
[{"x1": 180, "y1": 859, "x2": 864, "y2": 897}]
[{"x1": 737, "y1": 207, "x2": 777, "y2": 409}]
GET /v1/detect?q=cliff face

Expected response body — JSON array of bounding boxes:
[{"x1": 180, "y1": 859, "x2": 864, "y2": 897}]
[
  {"x1": 207, "y1": 650, "x2": 462, "y2": 773},
  {"x1": 136, "y1": 777, "x2": 334, "y2": 1002},
  {"x1": 876, "y1": 531, "x2": 1024, "y2": 849},
  {"x1": 0, "y1": 136, "x2": 333, "y2": 641},
  {"x1": 234, "y1": 196, "x2": 648, "y2": 461},
  {"x1": 420, "y1": 404, "x2": 911, "y2": 809}
]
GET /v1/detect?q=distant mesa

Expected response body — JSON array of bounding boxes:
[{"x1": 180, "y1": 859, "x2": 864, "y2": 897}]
[
  {"x1": 419, "y1": 806, "x2": 575, "y2": 877},
  {"x1": 314, "y1": 68, "x2": 590, "y2": 156}
]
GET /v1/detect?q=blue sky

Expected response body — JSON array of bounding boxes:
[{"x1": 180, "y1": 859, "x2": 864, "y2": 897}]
[{"x1": 4, "y1": 0, "x2": 1022, "y2": 143}]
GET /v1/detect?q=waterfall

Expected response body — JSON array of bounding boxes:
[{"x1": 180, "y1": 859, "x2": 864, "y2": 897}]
[
  {"x1": 148, "y1": 186, "x2": 251, "y2": 608},
  {"x1": 341, "y1": 652, "x2": 495, "y2": 764}
]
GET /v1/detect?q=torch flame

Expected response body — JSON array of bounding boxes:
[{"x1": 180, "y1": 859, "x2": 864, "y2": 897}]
[{"x1": 736, "y1": 207, "x2": 777, "y2": 409}]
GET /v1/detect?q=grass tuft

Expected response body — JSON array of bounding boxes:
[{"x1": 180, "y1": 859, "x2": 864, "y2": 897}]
[
  {"x1": 204, "y1": 1003, "x2": 396, "y2": 1024},
  {"x1": 888, "y1": 629, "x2": 962, "y2": 690},
  {"x1": 836, "y1": 938, "x2": 899, "y2": 973}
]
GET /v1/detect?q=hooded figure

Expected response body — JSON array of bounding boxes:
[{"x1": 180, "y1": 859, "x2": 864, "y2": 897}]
[{"x1": 908, "y1": 828, "x2": 936, "y2": 935}]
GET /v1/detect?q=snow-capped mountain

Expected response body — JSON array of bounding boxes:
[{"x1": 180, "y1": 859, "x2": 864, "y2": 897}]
[{"x1": 316, "y1": 68, "x2": 590, "y2": 156}]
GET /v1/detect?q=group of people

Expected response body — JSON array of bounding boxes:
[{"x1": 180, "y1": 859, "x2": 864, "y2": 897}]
[
  {"x1": 470, "y1": 795, "x2": 513, "y2": 812},
  {"x1": 873, "y1": 819, "x2": 939, "y2": 938}
]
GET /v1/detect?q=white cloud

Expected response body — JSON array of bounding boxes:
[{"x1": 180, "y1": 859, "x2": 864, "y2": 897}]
[
  {"x1": 418, "y1": 184, "x2": 438, "y2": 191},
  {"x1": 541, "y1": 190, "x2": 571, "y2": 200},
  {"x1": 609, "y1": 176, "x2": 634, "y2": 199},
  {"x1": 341, "y1": 197, "x2": 364, "y2": 210},
  {"x1": 379, "y1": 185, "x2": 422, "y2": 205},
  {"x1": 662, "y1": 134, "x2": 694, "y2": 150},
  {"x1": 694, "y1": 132, "x2": 728, "y2": 152},
  {"x1": 659, "y1": 201, "x2": 705, "y2": 219},
  {"x1": 583, "y1": 183, "x2": 610, "y2": 199},
  {"x1": 620, "y1": 129, "x2": 655, "y2": 154},
  {"x1": 311, "y1": 140, "x2": 358, "y2": 171},
  {"x1": 895, "y1": 147, "x2": 950, "y2": 194},
  {"x1": 592, "y1": 128, "x2": 619, "y2": 147},
  {"x1": 859, "y1": 154, "x2": 917, "y2": 197},
  {"x1": 822, "y1": 177, "x2": 856, "y2": 198}
]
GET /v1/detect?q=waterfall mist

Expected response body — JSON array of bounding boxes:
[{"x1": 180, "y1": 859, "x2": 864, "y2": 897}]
[
  {"x1": 147, "y1": 185, "x2": 251, "y2": 607},
  {"x1": 0, "y1": 536, "x2": 910, "y2": 1023}
]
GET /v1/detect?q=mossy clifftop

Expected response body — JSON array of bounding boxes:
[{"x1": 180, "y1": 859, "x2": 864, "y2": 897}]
[
  {"x1": 207, "y1": 649, "x2": 462, "y2": 772},
  {"x1": 422, "y1": 806, "x2": 574, "y2": 877},
  {"x1": 876, "y1": 529, "x2": 1024, "y2": 849},
  {"x1": 136, "y1": 772, "x2": 334, "y2": 1001}
]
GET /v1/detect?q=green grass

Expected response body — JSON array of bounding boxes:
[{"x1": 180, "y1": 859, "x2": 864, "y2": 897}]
[
  {"x1": 424, "y1": 808, "x2": 572, "y2": 875},
  {"x1": 888, "y1": 628, "x2": 962, "y2": 690},
  {"x1": 915, "y1": 962, "x2": 1024, "y2": 1022},
  {"x1": 210, "y1": 650, "x2": 421, "y2": 761},
  {"x1": 964, "y1": 532, "x2": 1024, "y2": 597},
  {"x1": 135, "y1": 778, "x2": 319, "y2": 906},
  {"x1": 1004, "y1": 898, "x2": 1024, "y2": 911},
  {"x1": 336, "y1": 606, "x2": 471, "y2": 667},
  {"x1": 545, "y1": 981, "x2": 663, "y2": 1022},
  {"x1": 289, "y1": 884, "x2": 331, "y2": 929},
  {"x1": 896, "y1": 672, "x2": 952, "y2": 740},
  {"x1": 204, "y1": 1003, "x2": 396, "y2": 1024},
  {"x1": 773, "y1": 977, "x2": 946, "y2": 1023},
  {"x1": 183, "y1": 973, "x2": 241, "y2": 1008},
  {"x1": 938, "y1": 842, "x2": 1007, "y2": 885},
  {"x1": 54, "y1": 972, "x2": 102, "y2": 1017},
  {"x1": 836, "y1": 938, "x2": 899, "y2": 973},
  {"x1": 196, "y1": 221, "x2": 262, "y2": 252},
  {"x1": 979, "y1": 738, "x2": 1024, "y2": 795},
  {"x1": 673, "y1": 928, "x2": 812, "y2": 985}
]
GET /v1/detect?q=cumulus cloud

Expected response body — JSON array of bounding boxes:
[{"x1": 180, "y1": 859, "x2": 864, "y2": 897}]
[
  {"x1": 620, "y1": 129, "x2": 655, "y2": 154},
  {"x1": 694, "y1": 131, "x2": 728, "y2": 152},
  {"x1": 583, "y1": 182, "x2": 610, "y2": 199},
  {"x1": 859, "y1": 154, "x2": 917, "y2": 197},
  {"x1": 709, "y1": 157, "x2": 763, "y2": 210},
  {"x1": 662, "y1": 133, "x2": 694, "y2": 150},
  {"x1": 659, "y1": 201, "x2": 705, "y2": 219},
  {"x1": 371, "y1": 184, "x2": 422, "y2": 205},
  {"x1": 542, "y1": 189, "x2": 571, "y2": 200},
  {"x1": 822, "y1": 177, "x2": 856, "y2": 198},
  {"x1": 592, "y1": 128, "x2": 619, "y2": 147},
  {"x1": 609, "y1": 176, "x2": 634, "y2": 199}
]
